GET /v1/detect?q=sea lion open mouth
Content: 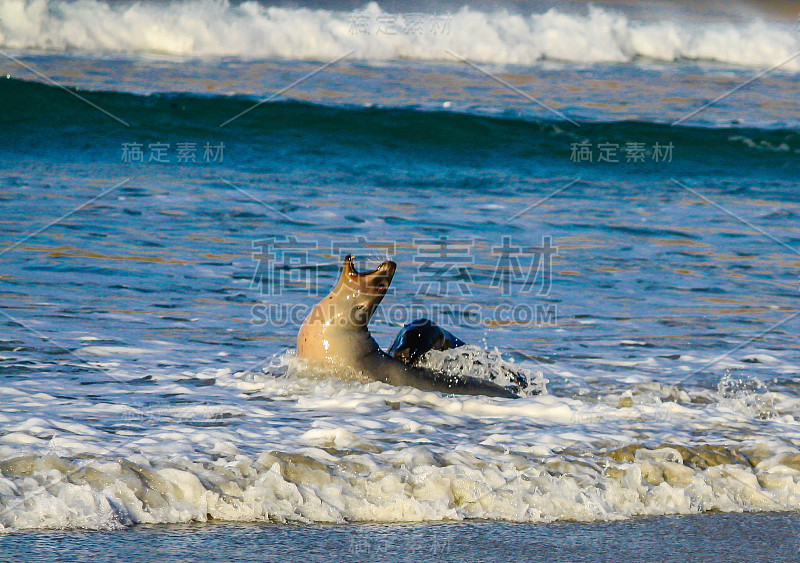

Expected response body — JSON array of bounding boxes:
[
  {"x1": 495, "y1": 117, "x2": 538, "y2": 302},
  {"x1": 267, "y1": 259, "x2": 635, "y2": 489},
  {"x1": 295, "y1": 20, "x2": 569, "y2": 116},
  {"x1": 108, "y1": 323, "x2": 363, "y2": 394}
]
[
  {"x1": 344, "y1": 254, "x2": 394, "y2": 277},
  {"x1": 342, "y1": 254, "x2": 395, "y2": 297}
]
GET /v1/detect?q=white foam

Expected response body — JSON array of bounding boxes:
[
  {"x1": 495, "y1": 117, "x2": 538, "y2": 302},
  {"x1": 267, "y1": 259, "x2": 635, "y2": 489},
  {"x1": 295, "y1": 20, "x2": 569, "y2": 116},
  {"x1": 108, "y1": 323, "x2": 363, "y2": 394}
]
[
  {"x1": 418, "y1": 345, "x2": 547, "y2": 396},
  {"x1": 0, "y1": 1, "x2": 798, "y2": 70},
  {"x1": 3, "y1": 350, "x2": 800, "y2": 531},
  {"x1": 4, "y1": 434, "x2": 800, "y2": 530}
]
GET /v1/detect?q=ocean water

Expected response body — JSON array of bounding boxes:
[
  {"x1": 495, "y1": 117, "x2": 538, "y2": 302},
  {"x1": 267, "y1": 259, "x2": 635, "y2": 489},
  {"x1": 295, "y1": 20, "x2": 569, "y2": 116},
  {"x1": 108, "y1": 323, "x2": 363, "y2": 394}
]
[
  {"x1": 4, "y1": 512, "x2": 800, "y2": 562},
  {"x1": 1, "y1": 0, "x2": 800, "y2": 539}
]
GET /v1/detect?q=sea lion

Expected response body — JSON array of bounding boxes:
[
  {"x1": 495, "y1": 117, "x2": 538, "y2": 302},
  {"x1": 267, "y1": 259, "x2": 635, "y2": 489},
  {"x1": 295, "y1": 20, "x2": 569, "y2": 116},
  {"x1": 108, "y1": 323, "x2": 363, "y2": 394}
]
[
  {"x1": 388, "y1": 318, "x2": 465, "y2": 365},
  {"x1": 297, "y1": 255, "x2": 518, "y2": 398}
]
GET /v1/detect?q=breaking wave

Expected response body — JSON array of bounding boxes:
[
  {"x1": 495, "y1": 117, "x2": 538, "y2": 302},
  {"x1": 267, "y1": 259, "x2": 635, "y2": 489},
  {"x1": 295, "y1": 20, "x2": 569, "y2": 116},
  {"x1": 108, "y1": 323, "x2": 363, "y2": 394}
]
[
  {"x1": 1, "y1": 0, "x2": 799, "y2": 69},
  {"x1": 3, "y1": 366, "x2": 800, "y2": 531}
]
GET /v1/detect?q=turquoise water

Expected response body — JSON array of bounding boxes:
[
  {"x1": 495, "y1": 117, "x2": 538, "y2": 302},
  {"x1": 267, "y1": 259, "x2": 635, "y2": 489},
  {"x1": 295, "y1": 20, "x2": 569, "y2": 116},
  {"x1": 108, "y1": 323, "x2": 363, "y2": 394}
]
[{"x1": 1, "y1": 0, "x2": 800, "y2": 535}]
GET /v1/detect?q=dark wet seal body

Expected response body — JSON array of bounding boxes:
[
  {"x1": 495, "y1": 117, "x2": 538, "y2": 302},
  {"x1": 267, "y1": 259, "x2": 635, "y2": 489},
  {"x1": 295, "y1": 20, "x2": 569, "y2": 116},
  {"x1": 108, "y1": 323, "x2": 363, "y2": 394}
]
[{"x1": 388, "y1": 318, "x2": 465, "y2": 366}]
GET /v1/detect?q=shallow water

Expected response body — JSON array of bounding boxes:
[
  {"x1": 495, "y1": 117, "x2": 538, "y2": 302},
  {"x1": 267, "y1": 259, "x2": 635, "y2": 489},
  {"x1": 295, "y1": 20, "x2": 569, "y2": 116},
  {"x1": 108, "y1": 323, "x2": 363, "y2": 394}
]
[
  {"x1": 1, "y1": 0, "x2": 800, "y2": 535},
  {"x1": 2, "y1": 512, "x2": 800, "y2": 562}
]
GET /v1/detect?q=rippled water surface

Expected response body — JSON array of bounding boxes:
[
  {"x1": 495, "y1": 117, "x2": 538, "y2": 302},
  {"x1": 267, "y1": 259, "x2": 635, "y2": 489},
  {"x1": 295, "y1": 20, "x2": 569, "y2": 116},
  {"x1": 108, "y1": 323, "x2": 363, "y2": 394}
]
[{"x1": 1, "y1": 32, "x2": 799, "y2": 532}]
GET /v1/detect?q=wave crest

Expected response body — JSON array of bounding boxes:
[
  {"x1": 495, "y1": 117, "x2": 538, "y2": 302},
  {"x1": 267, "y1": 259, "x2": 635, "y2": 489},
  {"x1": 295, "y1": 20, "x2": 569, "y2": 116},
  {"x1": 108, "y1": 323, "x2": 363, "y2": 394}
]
[{"x1": 1, "y1": 0, "x2": 799, "y2": 69}]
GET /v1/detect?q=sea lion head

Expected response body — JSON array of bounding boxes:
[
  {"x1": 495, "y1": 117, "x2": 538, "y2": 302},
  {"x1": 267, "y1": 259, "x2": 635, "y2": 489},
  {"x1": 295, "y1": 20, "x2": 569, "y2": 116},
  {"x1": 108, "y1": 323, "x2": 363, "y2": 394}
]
[
  {"x1": 298, "y1": 254, "x2": 395, "y2": 363},
  {"x1": 333, "y1": 254, "x2": 396, "y2": 327}
]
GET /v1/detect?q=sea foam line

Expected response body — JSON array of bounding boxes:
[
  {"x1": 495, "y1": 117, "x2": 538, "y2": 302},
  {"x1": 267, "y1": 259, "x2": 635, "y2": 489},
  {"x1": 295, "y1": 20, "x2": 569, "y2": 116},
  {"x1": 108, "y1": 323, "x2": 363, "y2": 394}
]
[{"x1": 0, "y1": 1, "x2": 798, "y2": 70}]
